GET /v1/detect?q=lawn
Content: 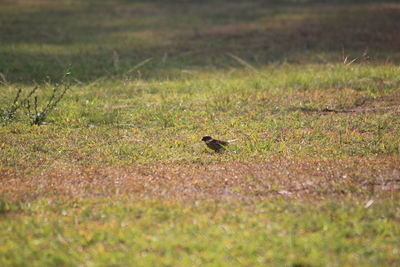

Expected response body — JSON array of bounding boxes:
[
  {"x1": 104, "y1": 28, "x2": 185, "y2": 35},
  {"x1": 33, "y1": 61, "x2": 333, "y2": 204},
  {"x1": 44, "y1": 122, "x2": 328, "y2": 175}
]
[{"x1": 1, "y1": 0, "x2": 399, "y2": 266}]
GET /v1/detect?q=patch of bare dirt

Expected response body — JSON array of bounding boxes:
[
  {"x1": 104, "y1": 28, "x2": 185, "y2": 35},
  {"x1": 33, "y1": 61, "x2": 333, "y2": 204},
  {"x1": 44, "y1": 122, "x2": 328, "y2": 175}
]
[
  {"x1": 1, "y1": 156, "x2": 399, "y2": 202},
  {"x1": 347, "y1": 91, "x2": 400, "y2": 114},
  {"x1": 290, "y1": 91, "x2": 400, "y2": 115}
]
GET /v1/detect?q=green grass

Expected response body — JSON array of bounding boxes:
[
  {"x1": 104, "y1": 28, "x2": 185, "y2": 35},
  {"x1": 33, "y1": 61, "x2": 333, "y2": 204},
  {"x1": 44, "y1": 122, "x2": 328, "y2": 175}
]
[
  {"x1": 1, "y1": 64, "x2": 399, "y2": 168},
  {"x1": 1, "y1": 0, "x2": 400, "y2": 266},
  {"x1": 1, "y1": 198, "x2": 399, "y2": 266},
  {"x1": 1, "y1": 0, "x2": 399, "y2": 83}
]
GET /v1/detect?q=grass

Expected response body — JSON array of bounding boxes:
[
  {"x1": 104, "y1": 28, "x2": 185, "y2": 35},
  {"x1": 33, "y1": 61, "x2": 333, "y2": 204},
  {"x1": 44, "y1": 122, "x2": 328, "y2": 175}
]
[
  {"x1": 1, "y1": 65, "x2": 399, "y2": 168},
  {"x1": 1, "y1": 198, "x2": 399, "y2": 266},
  {"x1": 1, "y1": 0, "x2": 400, "y2": 266}
]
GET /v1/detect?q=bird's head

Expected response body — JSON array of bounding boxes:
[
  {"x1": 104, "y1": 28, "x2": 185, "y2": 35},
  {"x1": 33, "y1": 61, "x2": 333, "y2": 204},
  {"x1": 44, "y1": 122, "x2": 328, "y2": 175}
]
[{"x1": 201, "y1": 136, "x2": 212, "y2": 142}]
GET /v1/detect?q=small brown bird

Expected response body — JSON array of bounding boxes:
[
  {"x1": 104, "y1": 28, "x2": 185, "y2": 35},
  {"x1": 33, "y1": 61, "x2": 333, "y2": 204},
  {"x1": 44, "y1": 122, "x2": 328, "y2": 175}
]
[{"x1": 201, "y1": 136, "x2": 229, "y2": 152}]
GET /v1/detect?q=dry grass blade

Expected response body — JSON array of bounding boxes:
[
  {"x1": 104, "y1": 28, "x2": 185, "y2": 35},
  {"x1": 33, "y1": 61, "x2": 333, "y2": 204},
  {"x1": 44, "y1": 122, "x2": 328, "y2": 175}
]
[
  {"x1": 227, "y1": 52, "x2": 258, "y2": 72},
  {"x1": 125, "y1": 57, "x2": 153, "y2": 74}
]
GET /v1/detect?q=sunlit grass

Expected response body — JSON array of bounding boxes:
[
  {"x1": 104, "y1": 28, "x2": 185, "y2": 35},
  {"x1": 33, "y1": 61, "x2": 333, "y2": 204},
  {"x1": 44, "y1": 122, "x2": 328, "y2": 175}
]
[
  {"x1": 1, "y1": 198, "x2": 399, "y2": 266},
  {"x1": 1, "y1": 64, "x2": 399, "y2": 168},
  {"x1": 1, "y1": 0, "x2": 400, "y2": 266}
]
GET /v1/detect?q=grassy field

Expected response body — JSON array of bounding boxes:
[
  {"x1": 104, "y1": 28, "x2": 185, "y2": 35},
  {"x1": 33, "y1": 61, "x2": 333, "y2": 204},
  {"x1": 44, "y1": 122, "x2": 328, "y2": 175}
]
[{"x1": 1, "y1": 0, "x2": 400, "y2": 266}]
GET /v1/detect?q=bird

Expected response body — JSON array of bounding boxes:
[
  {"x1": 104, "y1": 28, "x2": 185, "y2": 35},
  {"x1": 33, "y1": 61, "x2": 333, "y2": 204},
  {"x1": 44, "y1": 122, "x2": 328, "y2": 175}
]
[{"x1": 201, "y1": 136, "x2": 230, "y2": 152}]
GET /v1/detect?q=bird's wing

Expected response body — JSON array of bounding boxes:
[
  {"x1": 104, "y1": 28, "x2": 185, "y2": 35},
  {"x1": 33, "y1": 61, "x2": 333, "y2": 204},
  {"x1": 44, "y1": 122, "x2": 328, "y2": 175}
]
[{"x1": 215, "y1": 139, "x2": 229, "y2": 146}]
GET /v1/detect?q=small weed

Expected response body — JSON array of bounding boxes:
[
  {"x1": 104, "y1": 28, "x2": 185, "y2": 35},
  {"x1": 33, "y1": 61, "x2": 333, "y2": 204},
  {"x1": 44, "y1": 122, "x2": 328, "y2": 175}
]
[
  {"x1": 25, "y1": 73, "x2": 71, "y2": 125},
  {"x1": 0, "y1": 86, "x2": 38, "y2": 122},
  {"x1": 1, "y1": 72, "x2": 71, "y2": 125}
]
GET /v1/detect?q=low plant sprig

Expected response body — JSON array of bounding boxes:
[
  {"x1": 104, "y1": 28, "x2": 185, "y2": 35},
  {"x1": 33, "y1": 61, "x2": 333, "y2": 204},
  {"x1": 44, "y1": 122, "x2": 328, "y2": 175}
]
[
  {"x1": 24, "y1": 80, "x2": 70, "y2": 125},
  {"x1": 0, "y1": 86, "x2": 38, "y2": 122},
  {"x1": 1, "y1": 71, "x2": 71, "y2": 125}
]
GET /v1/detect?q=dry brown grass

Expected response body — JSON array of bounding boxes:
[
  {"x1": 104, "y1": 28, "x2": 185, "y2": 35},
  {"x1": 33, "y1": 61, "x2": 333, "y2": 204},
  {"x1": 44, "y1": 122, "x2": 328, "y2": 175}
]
[{"x1": 1, "y1": 156, "x2": 399, "y2": 202}]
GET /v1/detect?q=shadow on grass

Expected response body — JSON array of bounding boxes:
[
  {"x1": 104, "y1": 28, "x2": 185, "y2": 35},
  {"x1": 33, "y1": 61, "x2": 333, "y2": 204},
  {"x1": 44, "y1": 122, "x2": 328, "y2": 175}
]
[{"x1": 1, "y1": 0, "x2": 399, "y2": 83}]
